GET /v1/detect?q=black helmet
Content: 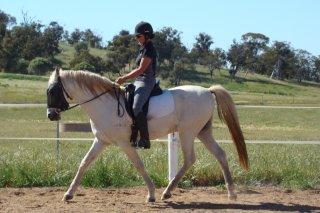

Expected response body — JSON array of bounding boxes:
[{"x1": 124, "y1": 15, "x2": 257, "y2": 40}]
[{"x1": 135, "y1": 21, "x2": 155, "y2": 39}]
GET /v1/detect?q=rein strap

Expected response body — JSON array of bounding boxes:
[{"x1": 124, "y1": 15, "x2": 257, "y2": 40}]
[{"x1": 66, "y1": 90, "x2": 109, "y2": 111}]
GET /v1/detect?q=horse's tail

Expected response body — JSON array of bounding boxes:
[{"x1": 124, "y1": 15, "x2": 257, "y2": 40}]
[{"x1": 209, "y1": 85, "x2": 249, "y2": 170}]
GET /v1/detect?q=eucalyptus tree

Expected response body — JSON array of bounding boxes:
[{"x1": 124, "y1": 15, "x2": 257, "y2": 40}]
[
  {"x1": 267, "y1": 41, "x2": 295, "y2": 80},
  {"x1": 313, "y1": 56, "x2": 320, "y2": 82},
  {"x1": 227, "y1": 40, "x2": 246, "y2": 80},
  {"x1": 106, "y1": 30, "x2": 137, "y2": 74},
  {"x1": 153, "y1": 27, "x2": 189, "y2": 85},
  {"x1": 191, "y1": 32, "x2": 213, "y2": 64},
  {"x1": 207, "y1": 48, "x2": 227, "y2": 78},
  {"x1": 293, "y1": 49, "x2": 314, "y2": 82},
  {"x1": 241, "y1": 32, "x2": 269, "y2": 73}
]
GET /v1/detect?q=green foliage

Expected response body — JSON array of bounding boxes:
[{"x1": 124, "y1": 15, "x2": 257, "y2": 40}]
[
  {"x1": 16, "y1": 58, "x2": 29, "y2": 74},
  {"x1": 106, "y1": 30, "x2": 138, "y2": 74},
  {"x1": 70, "y1": 47, "x2": 105, "y2": 73},
  {"x1": 74, "y1": 62, "x2": 96, "y2": 72},
  {"x1": 27, "y1": 57, "x2": 52, "y2": 75}
]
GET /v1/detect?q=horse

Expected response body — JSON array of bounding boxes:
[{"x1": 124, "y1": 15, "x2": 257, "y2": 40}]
[{"x1": 47, "y1": 68, "x2": 249, "y2": 202}]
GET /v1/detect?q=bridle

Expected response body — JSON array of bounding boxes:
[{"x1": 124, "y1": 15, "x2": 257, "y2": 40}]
[{"x1": 47, "y1": 76, "x2": 124, "y2": 116}]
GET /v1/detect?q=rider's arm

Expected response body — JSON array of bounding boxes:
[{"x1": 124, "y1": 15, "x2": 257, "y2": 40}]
[{"x1": 115, "y1": 57, "x2": 151, "y2": 85}]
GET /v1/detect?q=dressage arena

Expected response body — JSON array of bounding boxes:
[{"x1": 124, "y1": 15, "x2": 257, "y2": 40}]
[{"x1": 1, "y1": 186, "x2": 319, "y2": 212}]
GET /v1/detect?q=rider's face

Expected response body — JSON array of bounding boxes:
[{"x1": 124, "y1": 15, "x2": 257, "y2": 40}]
[{"x1": 135, "y1": 34, "x2": 145, "y2": 45}]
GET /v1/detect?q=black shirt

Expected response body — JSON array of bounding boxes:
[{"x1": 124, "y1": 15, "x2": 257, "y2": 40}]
[{"x1": 135, "y1": 41, "x2": 157, "y2": 82}]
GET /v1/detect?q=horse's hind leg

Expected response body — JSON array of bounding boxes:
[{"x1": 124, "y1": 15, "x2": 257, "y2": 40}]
[
  {"x1": 63, "y1": 138, "x2": 107, "y2": 201},
  {"x1": 161, "y1": 131, "x2": 196, "y2": 200},
  {"x1": 197, "y1": 123, "x2": 237, "y2": 200}
]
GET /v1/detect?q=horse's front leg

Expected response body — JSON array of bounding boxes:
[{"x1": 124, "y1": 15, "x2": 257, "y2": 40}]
[
  {"x1": 63, "y1": 138, "x2": 107, "y2": 201},
  {"x1": 118, "y1": 143, "x2": 155, "y2": 202}
]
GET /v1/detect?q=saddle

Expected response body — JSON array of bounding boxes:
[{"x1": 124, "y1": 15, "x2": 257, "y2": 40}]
[{"x1": 124, "y1": 81, "x2": 162, "y2": 143}]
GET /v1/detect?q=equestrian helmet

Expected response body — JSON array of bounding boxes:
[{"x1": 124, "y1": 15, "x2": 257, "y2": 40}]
[{"x1": 135, "y1": 21, "x2": 155, "y2": 39}]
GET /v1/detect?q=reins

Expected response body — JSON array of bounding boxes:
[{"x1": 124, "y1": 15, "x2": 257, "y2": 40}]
[
  {"x1": 66, "y1": 90, "x2": 110, "y2": 111},
  {"x1": 59, "y1": 77, "x2": 125, "y2": 117}
]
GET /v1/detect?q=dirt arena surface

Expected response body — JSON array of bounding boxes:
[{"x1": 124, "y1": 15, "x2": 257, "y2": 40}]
[{"x1": 0, "y1": 186, "x2": 319, "y2": 213}]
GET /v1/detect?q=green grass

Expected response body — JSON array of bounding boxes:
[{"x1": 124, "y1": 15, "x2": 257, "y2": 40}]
[
  {"x1": 0, "y1": 106, "x2": 319, "y2": 189},
  {"x1": 0, "y1": 73, "x2": 48, "y2": 103},
  {"x1": 0, "y1": 140, "x2": 319, "y2": 189},
  {"x1": 1, "y1": 107, "x2": 319, "y2": 140},
  {"x1": 56, "y1": 43, "x2": 107, "y2": 68}
]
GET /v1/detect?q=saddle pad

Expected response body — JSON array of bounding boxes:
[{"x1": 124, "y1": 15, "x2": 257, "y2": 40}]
[{"x1": 147, "y1": 90, "x2": 174, "y2": 120}]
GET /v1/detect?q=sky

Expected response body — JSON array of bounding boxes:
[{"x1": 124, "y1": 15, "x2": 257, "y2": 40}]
[{"x1": 2, "y1": 0, "x2": 320, "y2": 56}]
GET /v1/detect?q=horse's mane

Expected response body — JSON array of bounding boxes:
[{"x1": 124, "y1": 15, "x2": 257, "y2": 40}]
[{"x1": 51, "y1": 69, "x2": 123, "y2": 96}]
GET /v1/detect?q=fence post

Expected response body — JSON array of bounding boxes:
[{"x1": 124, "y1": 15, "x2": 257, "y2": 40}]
[
  {"x1": 168, "y1": 132, "x2": 178, "y2": 181},
  {"x1": 56, "y1": 121, "x2": 60, "y2": 163}
]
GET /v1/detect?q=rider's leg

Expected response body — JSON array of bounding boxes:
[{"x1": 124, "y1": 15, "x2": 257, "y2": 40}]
[{"x1": 133, "y1": 80, "x2": 155, "y2": 149}]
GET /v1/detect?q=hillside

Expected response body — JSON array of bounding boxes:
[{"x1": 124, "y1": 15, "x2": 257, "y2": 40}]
[
  {"x1": 0, "y1": 44, "x2": 319, "y2": 104},
  {"x1": 1, "y1": 68, "x2": 319, "y2": 105},
  {"x1": 55, "y1": 43, "x2": 107, "y2": 67}
]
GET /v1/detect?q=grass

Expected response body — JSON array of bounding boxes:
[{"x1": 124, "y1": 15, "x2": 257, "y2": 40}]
[
  {"x1": 0, "y1": 73, "x2": 48, "y2": 103},
  {"x1": 55, "y1": 43, "x2": 107, "y2": 68},
  {"x1": 0, "y1": 140, "x2": 319, "y2": 189},
  {"x1": 0, "y1": 107, "x2": 319, "y2": 140},
  {"x1": 0, "y1": 106, "x2": 319, "y2": 189}
]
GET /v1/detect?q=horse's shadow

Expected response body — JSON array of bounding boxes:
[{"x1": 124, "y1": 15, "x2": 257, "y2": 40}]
[{"x1": 155, "y1": 201, "x2": 320, "y2": 212}]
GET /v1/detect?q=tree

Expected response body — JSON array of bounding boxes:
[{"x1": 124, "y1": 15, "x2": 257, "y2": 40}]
[
  {"x1": 153, "y1": 27, "x2": 189, "y2": 84},
  {"x1": 69, "y1": 28, "x2": 83, "y2": 45},
  {"x1": 70, "y1": 42, "x2": 105, "y2": 73},
  {"x1": 268, "y1": 41, "x2": 295, "y2": 80},
  {"x1": 42, "y1": 21, "x2": 63, "y2": 58},
  {"x1": 0, "y1": 10, "x2": 16, "y2": 41},
  {"x1": 241, "y1": 33, "x2": 269, "y2": 72},
  {"x1": 82, "y1": 29, "x2": 102, "y2": 48},
  {"x1": 106, "y1": 30, "x2": 137, "y2": 74},
  {"x1": 191, "y1": 32, "x2": 213, "y2": 64},
  {"x1": 207, "y1": 48, "x2": 227, "y2": 78},
  {"x1": 227, "y1": 40, "x2": 246, "y2": 80},
  {"x1": 312, "y1": 56, "x2": 320, "y2": 82},
  {"x1": 293, "y1": 49, "x2": 314, "y2": 82},
  {"x1": 154, "y1": 27, "x2": 184, "y2": 67}
]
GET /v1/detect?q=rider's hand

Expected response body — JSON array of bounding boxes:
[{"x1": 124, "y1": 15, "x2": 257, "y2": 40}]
[{"x1": 115, "y1": 76, "x2": 126, "y2": 85}]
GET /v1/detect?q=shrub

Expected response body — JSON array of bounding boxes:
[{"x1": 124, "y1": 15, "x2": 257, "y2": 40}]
[
  {"x1": 27, "y1": 57, "x2": 52, "y2": 75},
  {"x1": 17, "y1": 58, "x2": 29, "y2": 74},
  {"x1": 74, "y1": 62, "x2": 96, "y2": 72}
]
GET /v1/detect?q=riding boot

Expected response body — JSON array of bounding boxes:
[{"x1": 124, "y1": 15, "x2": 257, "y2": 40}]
[{"x1": 134, "y1": 112, "x2": 150, "y2": 149}]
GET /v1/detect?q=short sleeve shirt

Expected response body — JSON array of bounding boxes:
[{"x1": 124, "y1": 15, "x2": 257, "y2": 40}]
[{"x1": 135, "y1": 41, "x2": 157, "y2": 82}]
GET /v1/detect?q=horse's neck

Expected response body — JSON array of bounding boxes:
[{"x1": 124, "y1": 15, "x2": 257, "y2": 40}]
[{"x1": 62, "y1": 76, "x2": 121, "y2": 127}]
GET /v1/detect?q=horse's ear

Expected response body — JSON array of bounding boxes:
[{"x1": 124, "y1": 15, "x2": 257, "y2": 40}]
[{"x1": 55, "y1": 66, "x2": 60, "y2": 76}]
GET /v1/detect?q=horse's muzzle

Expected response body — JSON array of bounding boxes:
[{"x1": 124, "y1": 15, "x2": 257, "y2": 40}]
[{"x1": 47, "y1": 108, "x2": 61, "y2": 121}]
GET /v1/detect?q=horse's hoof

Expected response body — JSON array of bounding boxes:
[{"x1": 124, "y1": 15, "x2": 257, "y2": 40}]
[
  {"x1": 63, "y1": 193, "x2": 73, "y2": 201},
  {"x1": 161, "y1": 193, "x2": 171, "y2": 200},
  {"x1": 146, "y1": 197, "x2": 156, "y2": 202},
  {"x1": 228, "y1": 194, "x2": 237, "y2": 201}
]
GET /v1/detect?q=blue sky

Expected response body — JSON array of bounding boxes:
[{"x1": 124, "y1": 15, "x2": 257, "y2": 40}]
[{"x1": 2, "y1": 0, "x2": 319, "y2": 56}]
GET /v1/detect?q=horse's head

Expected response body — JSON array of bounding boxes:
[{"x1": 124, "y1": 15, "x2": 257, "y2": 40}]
[{"x1": 47, "y1": 67, "x2": 70, "y2": 121}]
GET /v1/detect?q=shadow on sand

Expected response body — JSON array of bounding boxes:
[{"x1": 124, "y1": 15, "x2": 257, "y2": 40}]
[{"x1": 153, "y1": 201, "x2": 320, "y2": 212}]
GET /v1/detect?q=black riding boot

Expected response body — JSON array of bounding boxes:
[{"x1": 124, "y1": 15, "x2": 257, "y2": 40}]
[{"x1": 134, "y1": 112, "x2": 150, "y2": 149}]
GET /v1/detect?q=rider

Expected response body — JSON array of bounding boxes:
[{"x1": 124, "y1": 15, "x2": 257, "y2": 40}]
[{"x1": 115, "y1": 21, "x2": 157, "y2": 149}]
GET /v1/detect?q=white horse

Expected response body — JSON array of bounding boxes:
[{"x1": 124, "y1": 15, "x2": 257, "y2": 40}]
[{"x1": 47, "y1": 68, "x2": 249, "y2": 202}]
